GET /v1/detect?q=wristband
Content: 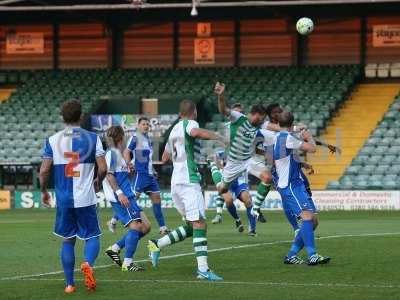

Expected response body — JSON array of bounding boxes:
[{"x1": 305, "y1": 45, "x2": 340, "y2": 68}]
[{"x1": 115, "y1": 189, "x2": 123, "y2": 196}]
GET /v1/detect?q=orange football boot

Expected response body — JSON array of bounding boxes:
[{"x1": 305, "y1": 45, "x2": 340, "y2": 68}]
[{"x1": 80, "y1": 262, "x2": 96, "y2": 291}]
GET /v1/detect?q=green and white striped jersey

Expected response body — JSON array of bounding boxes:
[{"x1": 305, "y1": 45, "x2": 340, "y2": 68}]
[
  {"x1": 227, "y1": 110, "x2": 259, "y2": 162},
  {"x1": 165, "y1": 119, "x2": 201, "y2": 185}
]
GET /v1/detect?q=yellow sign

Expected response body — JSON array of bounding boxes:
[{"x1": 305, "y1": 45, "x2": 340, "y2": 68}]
[
  {"x1": 6, "y1": 32, "x2": 44, "y2": 54},
  {"x1": 197, "y1": 23, "x2": 211, "y2": 37},
  {"x1": 373, "y1": 25, "x2": 400, "y2": 47},
  {"x1": 194, "y1": 38, "x2": 215, "y2": 65},
  {"x1": 0, "y1": 190, "x2": 11, "y2": 210}
]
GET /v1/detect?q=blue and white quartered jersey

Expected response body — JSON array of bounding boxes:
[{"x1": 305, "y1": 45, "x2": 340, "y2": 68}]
[
  {"x1": 42, "y1": 126, "x2": 105, "y2": 208},
  {"x1": 103, "y1": 148, "x2": 136, "y2": 203},
  {"x1": 127, "y1": 132, "x2": 154, "y2": 175},
  {"x1": 272, "y1": 131, "x2": 304, "y2": 189}
]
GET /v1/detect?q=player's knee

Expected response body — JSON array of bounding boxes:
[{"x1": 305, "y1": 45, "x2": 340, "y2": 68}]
[
  {"x1": 260, "y1": 171, "x2": 272, "y2": 183},
  {"x1": 63, "y1": 237, "x2": 76, "y2": 244},
  {"x1": 128, "y1": 220, "x2": 142, "y2": 231},
  {"x1": 150, "y1": 193, "x2": 161, "y2": 203},
  {"x1": 313, "y1": 215, "x2": 319, "y2": 229},
  {"x1": 192, "y1": 219, "x2": 206, "y2": 230},
  {"x1": 217, "y1": 182, "x2": 228, "y2": 194}
]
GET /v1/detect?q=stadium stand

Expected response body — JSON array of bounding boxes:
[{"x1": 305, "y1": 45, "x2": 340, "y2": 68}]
[
  {"x1": 328, "y1": 92, "x2": 400, "y2": 190},
  {"x1": 0, "y1": 65, "x2": 360, "y2": 166}
]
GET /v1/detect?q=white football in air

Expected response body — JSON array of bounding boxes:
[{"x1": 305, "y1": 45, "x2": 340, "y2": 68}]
[{"x1": 296, "y1": 17, "x2": 314, "y2": 35}]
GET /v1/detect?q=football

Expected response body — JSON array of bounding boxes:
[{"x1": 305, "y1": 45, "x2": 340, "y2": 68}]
[{"x1": 296, "y1": 17, "x2": 314, "y2": 35}]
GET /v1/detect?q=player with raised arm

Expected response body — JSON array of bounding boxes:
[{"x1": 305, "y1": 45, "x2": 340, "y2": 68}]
[
  {"x1": 273, "y1": 111, "x2": 330, "y2": 265},
  {"x1": 214, "y1": 82, "x2": 266, "y2": 195},
  {"x1": 148, "y1": 99, "x2": 224, "y2": 281},
  {"x1": 39, "y1": 100, "x2": 107, "y2": 293},
  {"x1": 103, "y1": 126, "x2": 151, "y2": 272}
]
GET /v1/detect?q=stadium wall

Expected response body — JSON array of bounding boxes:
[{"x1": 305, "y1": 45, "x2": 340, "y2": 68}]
[{"x1": 1, "y1": 16, "x2": 400, "y2": 70}]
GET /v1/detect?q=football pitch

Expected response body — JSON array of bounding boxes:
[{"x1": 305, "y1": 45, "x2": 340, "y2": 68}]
[{"x1": 0, "y1": 209, "x2": 399, "y2": 300}]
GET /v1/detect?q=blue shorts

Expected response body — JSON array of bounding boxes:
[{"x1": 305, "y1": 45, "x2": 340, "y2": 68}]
[
  {"x1": 111, "y1": 197, "x2": 142, "y2": 227},
  {"x1": 229, "y1": 179, "x2": 249, "y2": 200},
  {"x1": 278, "y1": 182, "x2": 317, "y2": 217},
  {"x1": 54, "y1": 205, "x2": 101, "y2": 240},
  {"x1": 132, "y1": 173, "x2": 160, "y2": 194}
]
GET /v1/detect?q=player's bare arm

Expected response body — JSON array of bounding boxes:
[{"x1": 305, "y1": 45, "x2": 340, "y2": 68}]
[
  {"x1": 95, "y1": 155, "x2": 107, "y2": 192},
  {"x1": 39, "y1": 158, "x2": 53, "y2": 207},
  {"x1": 106, "y1": 172, "x2": 130, "y2": 208},
  {"x1": 300, "y1": 130, "x2": 317, "y2": 153},
  {"x1": 214, "y1": 82, "x2": 230, "y2": 117}
]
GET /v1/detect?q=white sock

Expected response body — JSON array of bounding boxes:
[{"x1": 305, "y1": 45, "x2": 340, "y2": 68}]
[
  {"x1": 196, "y1": 256, "x2": 209, "y2": 273},
  {"x1": 110, "y1": 218, "x2": 117, "y2": 225},
  {"x1": 123, "y1": 258, "x2": 132, "y2": 266},
  {"x1": 111, "y1": 244, "x2": 120, "y2": 252},
  {"x1": 216, "y1": 207, "x2": 223, "y2": 214},
  {"x1": 157, "y1": 235, "x2": 172, "y2": 248}
]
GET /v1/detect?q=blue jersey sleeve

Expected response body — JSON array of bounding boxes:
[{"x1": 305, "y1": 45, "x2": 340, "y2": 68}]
[
  {"x1": 42, "y1": 138, "x2": 53, "y2": 159},
  {"x1": 127, "y1": 135, "x2": 137, "y2": 152}
]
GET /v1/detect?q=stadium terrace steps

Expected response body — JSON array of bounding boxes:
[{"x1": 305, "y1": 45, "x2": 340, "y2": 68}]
[
  {"x1": 308, "y1": 83, "x2": 400, "y2": 190},
  {"x1": 0, "y1": 88, "x2": 15, "y2": 102}
]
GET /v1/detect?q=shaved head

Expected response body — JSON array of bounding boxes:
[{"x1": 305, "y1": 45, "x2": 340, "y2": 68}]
[
  {"x1": 278, "y1": 111, "x2": 294, "y2": 128},
  {"x1": 179, "y1": 99, "x2": 197, "y2": 118}
]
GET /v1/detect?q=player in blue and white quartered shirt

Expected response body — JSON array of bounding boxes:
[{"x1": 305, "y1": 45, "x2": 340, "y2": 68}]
[
  {"x1": 40, "y1": 100, "x2": 107, "y2": 293},
  {"x1": 102, "y1": 126, "x2": 151, "y2": 272},
  {"x1": 272, "y1": 111, "x2": 330, "y2": 266}
]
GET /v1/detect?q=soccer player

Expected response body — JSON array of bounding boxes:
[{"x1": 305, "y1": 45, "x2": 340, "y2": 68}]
[
  {"x1": 273, "y1": 111, "x2": 330, "y2": 265},
  {"x1": 39, "y1": 100, "x2": 107, "y2": 293},
  {"x1": 148, "y1": 99, "x2": 224, "y2": 281},
  {"x1": 248, "y1": 103, "x2": 283, "y2": 222},
  {"x1": 103, "y1": 126, "x2": 151, "y2": 272},
  {"x1": 123, "y1": 117, "x2": 169, "y2": 235},
  {"x1": 214, "y1": 82, "x2": 267, "y2": 195}
]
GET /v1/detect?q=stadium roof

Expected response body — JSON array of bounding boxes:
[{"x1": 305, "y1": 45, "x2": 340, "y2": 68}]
[{"x1": 0, "y1": 0, "x2": 400, "y2": 11}]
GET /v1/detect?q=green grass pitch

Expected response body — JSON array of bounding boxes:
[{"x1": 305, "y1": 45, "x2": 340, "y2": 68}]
[{"x1": 0, "y1": 209, "x2": 399, "y2": 299}]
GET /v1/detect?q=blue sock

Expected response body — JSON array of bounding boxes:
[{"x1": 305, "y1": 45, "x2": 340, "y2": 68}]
[
  {"x1": 287, "y1": 232, "x2": 304, "y2": 257},
  {"x1": 226, "y1": 203, "x2": 239, "y2": 220},
  {"x1": 300, "y1": 220, "x2": 316, "y2": 257},
  {"x1": 246, "y1": 206, "x2": 256, "y2": 231},
  {"x1": 125, "y1": 229, "x2": 140, "y2": 259},
  {"x1": 84, "y1": 237, "x2": 100, "y2": 266},
  {"x1": 284, "y1": 208, "x2": 299, "y2": 231},
  {"x1": 116, "y1": 234, "x2": 126, "y2": 249},
  {"x1": 152, "y1": 202, "x2": 166, "y2": 227},
  {"x1": 61, "y1": 239, "x2": 76, "y2": 286}
]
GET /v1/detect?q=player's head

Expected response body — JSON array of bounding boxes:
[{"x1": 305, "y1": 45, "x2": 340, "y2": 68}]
[
  {"x1": 248, "y1": 104, "x2": 267, "y2": 127},
  {"x1": 61, "y1": 99, "x2": 82, "y2": 125},
  {"x1": 231, "y1": 102, "x2": 244, "y2": 113},
  {"x1": 265, "y1": 103, "x2": 282, "y2": 123},
  {"x1": 105, "y1": 125, "x2": 126, "y2": 150},
  {"x1": 278, "y1": 111, "x2": 294, "y2": 130},
  {"x1": 137, "y1": 116, "x2": 150, "y2": 134},
  {"x1": 179, "y1": 99, "x2": 197, "y2": 120}
]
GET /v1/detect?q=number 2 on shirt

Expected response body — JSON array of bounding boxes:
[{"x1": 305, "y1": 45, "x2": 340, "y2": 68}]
[{"x1": 64, "y1": 152, "x2": 80, "y2": 177}]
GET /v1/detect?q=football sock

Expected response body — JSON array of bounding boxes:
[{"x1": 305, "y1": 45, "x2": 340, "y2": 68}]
[
  {"x1": 246, "y1": 206, "x2": 257, "y2": 231},
  {"x1": 61, "y1": 239, "x2": 76, "y2": 286},
  {"x1": 110, "y1": 215, "x2": 118, "y2": 225},
  {"x1": 193, "y1": 228, "x2": 208, "y2": 272},
  {"x1": 124, "y1": 229, "x2": 140, "y2": 260},
  {"x1": 84, "y1": 236, "x2": 100, "y2": 267},
  {"x1": 287, "y1": 231, "x2": 304, "y2": 257},
  {"x1": 116, "y1": 234, "x2": 126, "y2": 250},
  {"x1": 226, "y1": 202, "x2": 240, "y2": 220},
  {"x1": 152, "y1": 202, "x2": 166, "y2": 228},
  {"x1": 157, "y1": 223, "x2": 193, "y2": 248},
  {"x1": 300, "y1": 220, "x2": 316, "y2": 257},
  {"x1": 284, "y1": 209, "x2": 300, "y2": 231},
  {"x1": 253, "y1": 182, "x2": 270, "y2": 210},
  {"x1": 210, "y1": 161, "x2": 222, "y2": 185},
  {"x1": 215, "y1": 196, "x2": 224, "y2": 214}
]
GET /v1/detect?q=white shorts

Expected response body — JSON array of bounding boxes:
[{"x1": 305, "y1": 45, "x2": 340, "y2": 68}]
[
  {"x1": 247, "y1": 156, "x2": 271, "y2": 179},
  {"x1": 171, "y1": 183, "x2": 206, "y2": 222},
  {"x1": 221, "y1": 159, "x2": 249, "y2": 185}
]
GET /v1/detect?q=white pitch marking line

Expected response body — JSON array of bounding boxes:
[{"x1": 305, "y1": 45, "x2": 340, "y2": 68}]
[
  {"x1": 8, "y1": 278, "x2": 400, "y2": 290},
  {"x1": 1, "y1": 231, "x2": 399, "y2": 281}
]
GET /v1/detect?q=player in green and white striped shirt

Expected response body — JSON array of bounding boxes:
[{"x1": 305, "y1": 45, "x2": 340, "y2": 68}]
[
  {"x1": 148, "y1": 99, "x2": 224, "y2": 281},
  {"x1": 214, "y1": 82, "x2": 267, "y2": 195}
]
